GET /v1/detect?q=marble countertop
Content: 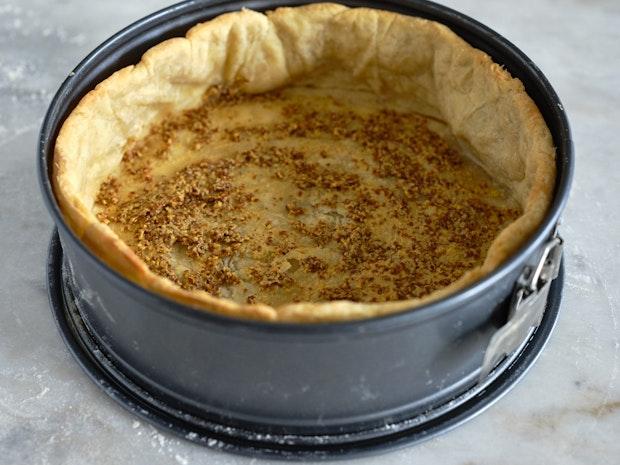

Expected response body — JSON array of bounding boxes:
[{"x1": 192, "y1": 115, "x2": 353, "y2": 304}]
[{"x1": 1, "y1": 0, "x2": 618, "y2": 463}]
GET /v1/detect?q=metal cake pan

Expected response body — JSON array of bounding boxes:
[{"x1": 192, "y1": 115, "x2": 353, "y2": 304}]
[{"x1": 38, "y1": 0, "x2": 574, "y2": 458}]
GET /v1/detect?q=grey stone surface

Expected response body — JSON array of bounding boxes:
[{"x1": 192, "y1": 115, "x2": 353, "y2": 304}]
[{"x1": 1, "y1": 0, "x2": 618, "y2": 464}]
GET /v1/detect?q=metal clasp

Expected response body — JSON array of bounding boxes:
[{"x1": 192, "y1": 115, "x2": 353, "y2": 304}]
[{"x1": 479, "y1": 230, "x2": 563, "y2": 381}]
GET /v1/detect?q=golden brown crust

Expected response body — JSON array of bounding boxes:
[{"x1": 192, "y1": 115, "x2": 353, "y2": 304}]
[{"x1": 53, "y1": 3, "x2": 556, "y2": 322}]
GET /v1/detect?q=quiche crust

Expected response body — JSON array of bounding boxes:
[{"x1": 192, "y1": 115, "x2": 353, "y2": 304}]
[{"x1": 53, "y1": 3, "x2": 556, "y2": 322}]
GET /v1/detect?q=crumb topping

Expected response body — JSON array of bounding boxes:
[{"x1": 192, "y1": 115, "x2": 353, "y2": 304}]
[{"x1": 95, "y1": 87, "x2": 521, "y2": 306}]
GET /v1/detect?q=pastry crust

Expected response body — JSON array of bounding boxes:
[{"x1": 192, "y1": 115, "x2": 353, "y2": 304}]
[{"x1": 53, "y1": 3, "x2": 556, "y2": 322}]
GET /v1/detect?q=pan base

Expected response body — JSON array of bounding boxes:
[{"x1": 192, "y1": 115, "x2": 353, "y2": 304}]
[{"x1": 47, "y1": 229, "x2": 564, "y2": 460}]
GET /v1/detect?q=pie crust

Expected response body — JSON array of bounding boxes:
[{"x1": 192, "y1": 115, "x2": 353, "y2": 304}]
[{"x1": 53, "y1": 3, "x2": 556, "y2": 322}]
